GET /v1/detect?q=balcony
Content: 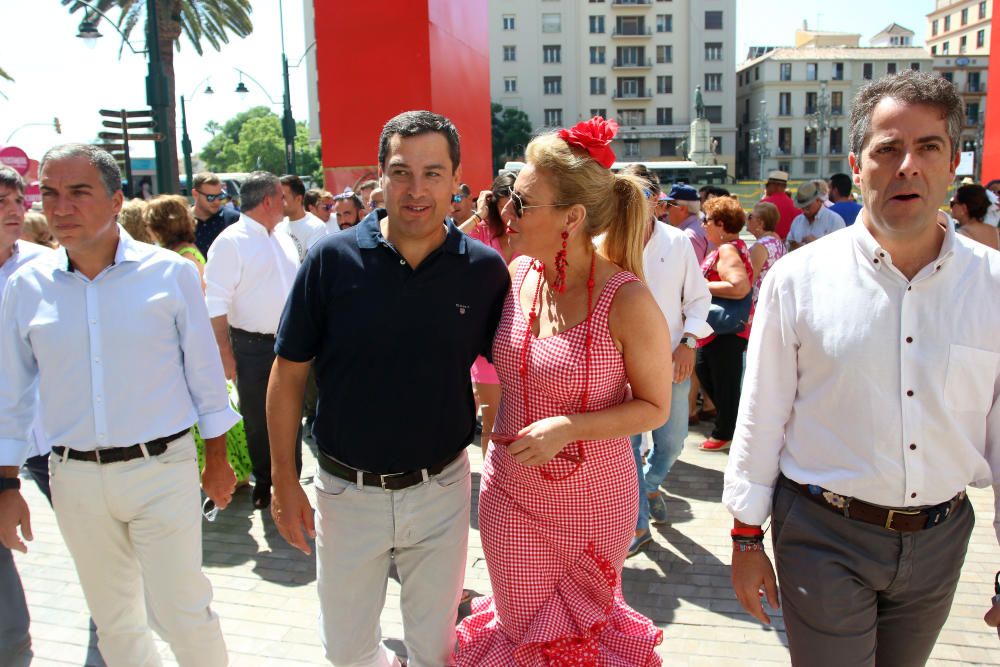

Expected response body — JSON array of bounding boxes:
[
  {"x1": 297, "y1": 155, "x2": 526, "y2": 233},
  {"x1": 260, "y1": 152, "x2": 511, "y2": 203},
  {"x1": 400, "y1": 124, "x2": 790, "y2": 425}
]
[
  {"x1": 612, "y1": 28, "x2": 653, "y2": 38},
  {"x1": 612, "y1": 57, "x2": 653, "y2": 69},
  {"x1": 966, "y1": 82, "x2": 987, "y2": 93},
  {"x1": 612, "y1": 0, "x2": 652, "y2": 6},
  {"x1": 614, "y1": 88, "x2": 653, "y2": 100},
  {"x1": 831, "y1": 105, "x2": 844, "y2": 115}
]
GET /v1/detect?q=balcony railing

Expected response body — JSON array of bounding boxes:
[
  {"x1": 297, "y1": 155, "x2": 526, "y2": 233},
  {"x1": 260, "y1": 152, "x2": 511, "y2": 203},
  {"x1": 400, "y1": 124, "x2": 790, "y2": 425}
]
[
  {"x1": 778, "y1": 108, "x2": 792, "y2": 116},
  {"x1": 831, "y1": 105, "x2": 844, "y2": 115},
  {"x1": 966, "y1": 82, "x2": 987, "y2": 93},
  {"x1": 612, "y1": 0, "x2": 652, "y2": 6},
  {"x1": 804, "y1": 145, "x2": 818, "y2": 155},
  {"x1": 612, "y1": 28, "x2": 653, "y2": 38},
  {"x1": 612, "y1": 57, "x2": 652, "y2": 69},
  {"x1": 613, "y1": 88, "x2": 653, "y2": 100}
]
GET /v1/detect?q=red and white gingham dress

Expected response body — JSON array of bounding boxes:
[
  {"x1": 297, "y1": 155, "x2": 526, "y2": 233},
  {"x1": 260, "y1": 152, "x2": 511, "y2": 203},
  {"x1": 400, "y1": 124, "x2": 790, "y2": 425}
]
[{"x1": 455, "y1": 258, "x2": 663, "y2": 666}]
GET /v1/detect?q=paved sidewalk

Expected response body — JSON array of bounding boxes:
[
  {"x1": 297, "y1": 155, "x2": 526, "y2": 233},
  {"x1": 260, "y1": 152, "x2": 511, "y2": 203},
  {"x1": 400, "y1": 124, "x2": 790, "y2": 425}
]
[{"x1": 14, "y1": 423, "x2": 1000, "y2": 666}]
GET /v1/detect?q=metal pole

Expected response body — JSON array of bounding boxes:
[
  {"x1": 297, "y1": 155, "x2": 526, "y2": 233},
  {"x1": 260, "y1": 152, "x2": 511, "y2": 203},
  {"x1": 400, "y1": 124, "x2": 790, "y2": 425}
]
[
  {"x1": 181, "y1": 95, "x2": 193, "y2": 196},
  {"x1": 279, "y1": 0, "x2": 296, "y2": 175},
  {"x1": 145, "y1": 0, "x2": 175, "y2": 193},
  {"x1": 121, "y1": 110, "x2": 134, "y2": 199}
]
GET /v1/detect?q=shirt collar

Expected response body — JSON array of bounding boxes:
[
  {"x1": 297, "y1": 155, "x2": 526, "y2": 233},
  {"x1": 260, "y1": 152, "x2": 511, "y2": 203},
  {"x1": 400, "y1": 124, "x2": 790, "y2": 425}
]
[
  {"x1": 356, "y1": 211, "x2": 468, "y2": 255},
  {"x1": 57, "y1": 224, "x2": 146, "y2": 273},
  {"x1": 852, "y1": 214, "x2": 957, "y2": 275},
  {"x1": 239, "y1": 212, "x2": 273, "y2": 236}
]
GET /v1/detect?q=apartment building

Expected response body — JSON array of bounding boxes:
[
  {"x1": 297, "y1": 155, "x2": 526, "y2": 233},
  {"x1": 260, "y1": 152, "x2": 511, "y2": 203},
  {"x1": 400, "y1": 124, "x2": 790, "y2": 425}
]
[
  {"x1": 735, "y1": 32, "x2": 932, "y2": 180},
  {"x1": 490, "y1": 0, "x2": 737, "y2": 172},
  {"x1": 927, "y1": 1, "x2": 991, "y2": 155}
]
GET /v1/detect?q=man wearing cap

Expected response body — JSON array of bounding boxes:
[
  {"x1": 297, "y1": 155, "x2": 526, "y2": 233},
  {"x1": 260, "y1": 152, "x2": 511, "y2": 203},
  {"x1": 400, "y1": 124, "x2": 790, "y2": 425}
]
[
  {"x1": 664, "y1": 183, "x2": 713, "y2": 264},
  {"x1": 760, "y1": 170, "x2": 801, "y2": 240},
  {"x1": 786, "y1": 182, "x2": 846, "y2": 251}
]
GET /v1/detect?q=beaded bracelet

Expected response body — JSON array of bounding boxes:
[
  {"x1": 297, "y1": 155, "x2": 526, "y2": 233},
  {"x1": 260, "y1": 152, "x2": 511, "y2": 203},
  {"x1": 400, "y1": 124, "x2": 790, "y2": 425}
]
[{"x1": 733, "y1": 540, "x2": 765, "y2": 553}]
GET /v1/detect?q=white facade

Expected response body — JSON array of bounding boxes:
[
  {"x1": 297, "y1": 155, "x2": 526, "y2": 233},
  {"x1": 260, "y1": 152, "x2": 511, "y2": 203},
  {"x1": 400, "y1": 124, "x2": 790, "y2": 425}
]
[
  {"x1": 736, "y1": 47, "x2": 933, "y2": 181},
  {"x1": 489, "y1": 0, "x2": 737, "y2": 173}
]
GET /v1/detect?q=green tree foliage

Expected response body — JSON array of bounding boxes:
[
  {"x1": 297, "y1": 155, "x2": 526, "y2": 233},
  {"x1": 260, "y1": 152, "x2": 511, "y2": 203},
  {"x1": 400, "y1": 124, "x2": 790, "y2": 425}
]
[
  {"x1": 199, "y1": 106, "x2": 322, "y2": 183},
  {"x1": 492, "y1": 102, "x2": 533, "y2": 172}
]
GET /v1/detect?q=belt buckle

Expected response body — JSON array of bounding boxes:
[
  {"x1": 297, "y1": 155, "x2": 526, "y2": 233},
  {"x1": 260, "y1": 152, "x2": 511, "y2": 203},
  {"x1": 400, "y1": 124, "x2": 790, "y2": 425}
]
[
  {"x1": 94, "y1": 449, "x2": 103, "y2": 464},
  {"x1": 379, "y1": 472, "x2": 404, "y2": 489},
  {"x1": 884, "y1": 508, "x2": 921, "y2": 531}
]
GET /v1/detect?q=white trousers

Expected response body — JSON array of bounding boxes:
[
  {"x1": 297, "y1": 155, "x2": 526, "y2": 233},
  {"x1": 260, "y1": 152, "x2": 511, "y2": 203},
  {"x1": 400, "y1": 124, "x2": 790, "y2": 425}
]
[
  {"x1": 50, "y1": 434, "x2": 227, "y2": 667},
  {"x1": 314, "y1": 450, "x2": 470, "y2": 667}
]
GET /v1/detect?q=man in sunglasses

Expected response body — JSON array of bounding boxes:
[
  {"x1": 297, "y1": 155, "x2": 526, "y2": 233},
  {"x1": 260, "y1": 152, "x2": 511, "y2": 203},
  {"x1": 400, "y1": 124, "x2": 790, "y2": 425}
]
[
  {"x1": 305, "y1": 188, "x2": 335, "y2": 224},
  {"x1": 449, "y1": 183, "x2": 474, "y2": 224},
  {"x1": 192, "y1": 172, "x2": 239, "y2": 257}
]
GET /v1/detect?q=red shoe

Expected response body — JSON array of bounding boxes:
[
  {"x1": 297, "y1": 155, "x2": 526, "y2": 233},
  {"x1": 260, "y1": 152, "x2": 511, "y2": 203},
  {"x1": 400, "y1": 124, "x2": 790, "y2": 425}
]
[{"x1": 699, "y1": 438, "x2": 730, "y2": 452}]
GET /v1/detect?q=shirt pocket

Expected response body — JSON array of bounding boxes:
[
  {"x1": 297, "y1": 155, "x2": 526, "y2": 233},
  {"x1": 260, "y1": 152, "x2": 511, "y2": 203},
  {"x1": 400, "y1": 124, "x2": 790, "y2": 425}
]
[{"x1": 944, "y1": 344, "x2": 1000, "y2": 414}]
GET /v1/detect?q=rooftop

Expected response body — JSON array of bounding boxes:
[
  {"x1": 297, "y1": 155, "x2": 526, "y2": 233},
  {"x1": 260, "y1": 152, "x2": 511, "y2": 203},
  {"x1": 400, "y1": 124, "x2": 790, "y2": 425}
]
[{"x1": 738, "y1": 46, "x2": 933, "y2": 71}]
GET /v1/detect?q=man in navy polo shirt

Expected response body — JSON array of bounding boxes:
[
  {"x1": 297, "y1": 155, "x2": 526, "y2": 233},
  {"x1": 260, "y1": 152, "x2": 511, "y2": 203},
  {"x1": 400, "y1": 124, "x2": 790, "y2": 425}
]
[{"x1": 266, "y1": 111, "x2": 509, "y2": 667}]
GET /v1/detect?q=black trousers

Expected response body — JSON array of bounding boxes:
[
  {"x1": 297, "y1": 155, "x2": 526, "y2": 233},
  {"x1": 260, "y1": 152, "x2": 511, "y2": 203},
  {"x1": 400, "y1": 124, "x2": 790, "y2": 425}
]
[
  {"x1": 230, "y1": 328, "x2": 302, "y2": 487},
  {"x1": 694, "y1": 334, "x2": 747, "y2": 441}
]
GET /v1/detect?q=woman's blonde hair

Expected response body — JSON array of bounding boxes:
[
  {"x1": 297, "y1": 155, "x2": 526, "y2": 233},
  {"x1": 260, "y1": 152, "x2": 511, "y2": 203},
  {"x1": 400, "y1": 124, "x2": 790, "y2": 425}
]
[
  {"x1": 21, "y1": 211, "x2": 56, "y2": 248},
  {"x1": 525, "y1": 133, "x2": 648, "y2": 280},
  {"x1": 146, "y1": 195, "x2": 196, "y2": 248},
  {"x1": 118, "y1": 198, "x2": 151, "y2": 243}
]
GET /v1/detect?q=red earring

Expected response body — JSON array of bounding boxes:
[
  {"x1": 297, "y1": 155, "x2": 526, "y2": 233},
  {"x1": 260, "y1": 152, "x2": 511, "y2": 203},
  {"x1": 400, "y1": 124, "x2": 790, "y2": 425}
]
[{"x1": 553, "y1": 228, "x2": 569, "y2": 293}]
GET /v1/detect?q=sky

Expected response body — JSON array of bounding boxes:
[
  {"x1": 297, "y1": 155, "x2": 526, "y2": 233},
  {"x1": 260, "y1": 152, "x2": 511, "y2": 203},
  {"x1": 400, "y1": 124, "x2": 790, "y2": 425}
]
[{"x1": 0, "y1": 0, "x2": 932, "y2": 162}]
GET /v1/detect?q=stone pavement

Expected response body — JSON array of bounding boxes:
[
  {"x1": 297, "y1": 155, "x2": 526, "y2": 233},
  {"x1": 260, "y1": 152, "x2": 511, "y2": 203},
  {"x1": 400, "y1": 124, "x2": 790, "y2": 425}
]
[{"x1": 13, "y1": 422, "x2": 1000, "y2": 666}]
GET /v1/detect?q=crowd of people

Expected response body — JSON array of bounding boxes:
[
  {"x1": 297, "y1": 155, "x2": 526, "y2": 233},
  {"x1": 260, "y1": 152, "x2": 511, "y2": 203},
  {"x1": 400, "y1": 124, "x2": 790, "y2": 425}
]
[{"x1": 0, "y1": 69, "x2": 999, "y2": 667}]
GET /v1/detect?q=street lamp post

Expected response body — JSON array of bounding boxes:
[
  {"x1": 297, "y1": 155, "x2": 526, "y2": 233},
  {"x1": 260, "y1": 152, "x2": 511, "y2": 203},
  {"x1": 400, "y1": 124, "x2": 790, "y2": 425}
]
[
  {"x1": 278, "y1": 0, "x2": 296, "y2": 175},
  {"x1": 180, "y1": 79, "x2": 214, "y2": 196},
  {"x1": 748, "y1": 99, "x2": 771, "y2": 184},
  {"x1": 808, "y1": 81, "x2": 836, "y2": 179}
]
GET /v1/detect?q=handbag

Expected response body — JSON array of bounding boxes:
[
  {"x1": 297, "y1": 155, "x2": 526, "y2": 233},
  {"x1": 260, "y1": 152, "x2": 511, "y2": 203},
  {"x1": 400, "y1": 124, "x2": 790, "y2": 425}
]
[{"x1": 706, "y1": 292, "x2": 752, "y2": 335}]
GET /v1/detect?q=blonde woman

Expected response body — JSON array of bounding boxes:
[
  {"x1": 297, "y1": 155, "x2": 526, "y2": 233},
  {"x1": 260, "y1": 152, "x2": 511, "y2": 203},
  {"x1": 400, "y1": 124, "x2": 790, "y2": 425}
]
[
  {"x1": 146, "y1": 195, "x2": 206, "y2": 286},
  {"x1": 456, "y1": 118, "x2": 671, "y2": 665},
  {"x1": 20, "y1": 210, "x2": 57, "y2": 248},
  {"x1": 118, "y1": 198, "x2": 152, "y2": 244}
]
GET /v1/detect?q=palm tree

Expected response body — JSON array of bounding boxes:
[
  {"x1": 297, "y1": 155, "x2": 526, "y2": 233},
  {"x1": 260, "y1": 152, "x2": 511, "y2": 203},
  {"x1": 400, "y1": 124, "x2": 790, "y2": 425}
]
[{"x1": 61, "y1": 1, "x2": 253, "y2": 191}]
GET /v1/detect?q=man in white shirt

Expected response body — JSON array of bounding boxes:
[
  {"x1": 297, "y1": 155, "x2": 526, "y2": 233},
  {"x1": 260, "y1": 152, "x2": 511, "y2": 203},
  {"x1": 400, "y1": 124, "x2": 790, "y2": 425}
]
[
  {"x1": 622, "y1": 172, "x2": 713, "y2": 558},
  {"x1": 333, "y1": 191, "x2": 366, "y2": 231},
  {"x1": 305, "y1": 188, "x2": 335, "y2": 224},
  {"x1": 725, "y1": 71, "x2": 1000, "y2": 664},
  {"x1": 279, "y1": 175, "x2": 328, "y2": 262},
  {"x1": 786, "y1": 181, "x2": 846, "y2": 251},
  {"x1": 0, "y1": 144, "x2": 238, "y2": 667},
  {"x1": 205, "y1": 171, "x2": 301, "y2": 510}
]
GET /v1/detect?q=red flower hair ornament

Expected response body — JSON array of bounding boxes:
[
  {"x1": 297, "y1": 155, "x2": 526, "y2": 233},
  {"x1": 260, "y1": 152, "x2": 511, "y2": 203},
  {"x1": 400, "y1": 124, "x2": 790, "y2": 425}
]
[{"x1": 557, "y1": 116, "x2": 619, "y2": 169}]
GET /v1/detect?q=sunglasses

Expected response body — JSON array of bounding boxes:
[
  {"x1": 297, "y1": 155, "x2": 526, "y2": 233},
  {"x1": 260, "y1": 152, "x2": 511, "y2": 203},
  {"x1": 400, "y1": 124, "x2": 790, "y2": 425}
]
[
  {"x1": 196, "y1": 190, "x2": 228, "y2": 203},
  {"x1": 452, "y1": 194, "x2": 465, "y2": 203},
  {"x1": 509, "y1": 190, "x2": 570, "y2": 218},
  {"x1": 322, "y1": 203, "x2": 335, "y2": 211}
]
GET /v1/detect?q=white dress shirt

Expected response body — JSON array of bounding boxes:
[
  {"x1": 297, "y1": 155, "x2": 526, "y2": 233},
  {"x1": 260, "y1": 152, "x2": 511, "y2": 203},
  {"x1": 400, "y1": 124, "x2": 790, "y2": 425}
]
[
  {"x1": 0, "y1": 229, "x2": 239, "y2": 465},
  {"x1": 278, "y1": 212, "x2": 328, "y2": 262},
  {"x1": 786, "y1": 205, "x2": 846, "y2": 246},
  {"x1": 723, "y1": 221, "x2": 1000, "y2": 542},
  {"x1": 642, "y1": 221, "x2": 713, "y2": 348},
  {"x1": 1, "y1": 240, "x2": 55, "y2": 458},
  {"x1": 204, "y1": 213, "x2": 299, "y2": 334}
]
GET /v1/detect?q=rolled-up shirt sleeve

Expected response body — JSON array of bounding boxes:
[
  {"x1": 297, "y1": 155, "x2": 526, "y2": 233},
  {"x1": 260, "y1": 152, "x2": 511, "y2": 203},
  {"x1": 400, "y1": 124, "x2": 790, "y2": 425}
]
[
  {"x1": 204, "y1": 235, "x2": 240, "y2": 318},
  {"x1": 174, "y1": 260, "x2": 240, "y2": 439},
  {"x1": 723, "y1": 268, "x2": 799, "y2": 524},
  {"x1": 0, "y1": 277, "x2": 38, "y2": 466},
  {"x1": 680, "y1": 241, "x2": 713, "y2": 340}
]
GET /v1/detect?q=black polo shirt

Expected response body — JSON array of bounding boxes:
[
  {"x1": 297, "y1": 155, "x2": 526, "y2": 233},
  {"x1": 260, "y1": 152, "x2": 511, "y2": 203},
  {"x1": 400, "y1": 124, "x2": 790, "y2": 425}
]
[
  {"x1": 275, "y1": 212, "x2": 510, "y2": 473},
  {"x1": 194, "y1": 205, "x2": 240, "y2": 257}
]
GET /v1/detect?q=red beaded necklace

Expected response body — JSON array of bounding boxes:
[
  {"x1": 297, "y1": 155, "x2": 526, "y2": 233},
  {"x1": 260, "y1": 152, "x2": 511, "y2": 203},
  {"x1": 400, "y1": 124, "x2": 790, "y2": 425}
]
[{"x1": 519, "y1": 251, "x2": 597, "y2": 480}]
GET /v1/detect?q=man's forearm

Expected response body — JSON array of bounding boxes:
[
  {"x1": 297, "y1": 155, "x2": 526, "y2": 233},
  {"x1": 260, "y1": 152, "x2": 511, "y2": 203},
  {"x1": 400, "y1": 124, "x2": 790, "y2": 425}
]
[
  {"x1": 266, "y1": 357, "x2": 310, "y2": 485},
  {"x1": 210, "y1": 315, "x2": 232, "y2": 354}
]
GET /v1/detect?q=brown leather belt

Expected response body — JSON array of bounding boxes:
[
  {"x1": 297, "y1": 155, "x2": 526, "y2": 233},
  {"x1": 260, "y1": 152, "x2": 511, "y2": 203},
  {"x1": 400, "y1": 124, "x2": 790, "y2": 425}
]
[
  {"x1": 51, "y1": 428, "x2": 191, "y2": 464},
  {"x1": 317, "y1": 450, "x2": 461, "y2": 491},
  {"x1": 790, "y1": 477, "x2": 965, "y2": 532}
]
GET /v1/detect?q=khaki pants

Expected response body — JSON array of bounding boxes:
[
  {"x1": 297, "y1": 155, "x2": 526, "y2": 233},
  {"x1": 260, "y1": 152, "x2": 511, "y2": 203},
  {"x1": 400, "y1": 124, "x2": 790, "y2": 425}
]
[
  {"x1": 314, "y1": 451, "x2": 470, "y2": 667},
  {"x1": 50, "y1": 434, "x2": 227, "y2": 667}
]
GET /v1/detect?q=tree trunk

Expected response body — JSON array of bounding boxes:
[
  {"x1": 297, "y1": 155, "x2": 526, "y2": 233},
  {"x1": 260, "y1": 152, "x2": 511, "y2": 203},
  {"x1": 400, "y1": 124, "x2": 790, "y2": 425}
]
[{"x1": 158, "y1": 0, "x2": 183, "y2": 193}]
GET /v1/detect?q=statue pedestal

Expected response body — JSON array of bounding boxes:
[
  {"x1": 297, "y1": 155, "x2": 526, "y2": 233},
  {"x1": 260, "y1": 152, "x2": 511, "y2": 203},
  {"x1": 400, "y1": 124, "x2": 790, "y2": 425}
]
[{"x1": 688, "y1": 118, "x2": 714, "y2": 165}]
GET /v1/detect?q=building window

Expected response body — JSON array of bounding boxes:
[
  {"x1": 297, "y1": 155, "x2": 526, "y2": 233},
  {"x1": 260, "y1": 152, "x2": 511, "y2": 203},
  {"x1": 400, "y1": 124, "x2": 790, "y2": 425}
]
[
  {"x1": 944, "y1": 15, "x2": 951, "y2": 31},
  {"x1": 712, "y1": 136, "x2": 723, "y2": 154},
  {"x1": 967, "y1": 102, "x2": 980, "y2": 125},
  {"x1": 778, "y1": 127, "x2": 792, "y2": 155},
  {"x1": 910, "y1": 62, "x2": 920, "y2": 71},
  {"x1": 831, "y1": 91, "x2": 843, "y2": 115},
  {"x1": 701, "y1": 106, "x2": 720, "y2": 123},
  {"x1": 778, "y1": 160, "x2": 791, "y2": 173},
  {"x1": 755, "y1": 66, "x2": 760, "y2": 81},
  {"x1": 616, "y1": 77, "x2": 647, "y2": 98},
  {"x1": 705, "y1": 42, "x2": 723, "y2": 60},
  {"x1": 705, "y1": 73, "x2": 722, "y2": 92},
  {"x1": 543, "y1": 76, "x2": 562, "y2": 95},
  {"x1": 887, "y1": 62, "x2": 897, "y2": 75},
  {"x1": 977, "y1": 30, "x2": 986, "y2": 48},
  {"x1": 624, "y1": 139, "x2": 641, "y2": 157},
  {"x1": 656, "y1": 75, "x2": 673, "y2": 94},
  {"x1": 590, "y1": 107, "x2": 607, "y2": 118},
  {"x1": 804, "y1": 129, "x2": 817, "y2": 154},
  {"x1": 738, "y1": 72, "x2": 743, "y2": 86},
  {"x1": 502, "y1": 15, "x2": 515, "y2": 31},
  {"x1": 780, "y1": 63, "x2": 791, "y2": 81},
  {"x1": 932, "y1": 19, "x2": 938, "y2": 36},
  {"x1": 589, "y1": 15, "x2": 605, "y2": 33},
  {"x1": 960, "y1": 35, "x2": 968, "y2": 52},
  {"x1": 618, "y1": 109, "x2": 646, "y2": 126},
  {"x1": 961, "y1": 7, "x2": 969, "y2": 25},
  {"x1": 656, "y1": 107, "x2": 673, "y2": 125},
  {"x1": 832, "y1": 62, "x2": 844, "y2": 80},
  {"x1": 656, "y1": 45, "x2": 673, "y2": 63},
  {"x1": 656, "y1": 14, "x2": 672, "y2": 32},
  {"x1": 503, "y1": 46, "x2": 516, "y2": 62},
  {"x1": 779, "y1": 92, "x2": 791, "y2": 116},
  {"x1": 544, "y1": 109, "x2": 563, "y2": 127},
  {"x1": 704, "y1": 10, "x2": 722, "y2": 29},
  {"x1": 659, "y1": 138, "x2": 677, "y2": 156},
  {"x1": 590, "y1": 46, "x2": 606, "y2": 64},
  {"x1": 943, "y1": 41, "x2": 950, "y2": 54},
  {"x1": 616, "y1": 46, "x2": 645, "y2": 67},
  {"x1": 542, "y1": 13, "x2": 561, "y2": 33},
  {"x1": 942, "y1": 71, "x2": 954, "y2": 83},
  {"x1": 589, "y1": 0, "x2": 605, "y2": 2},
  {"x1": 806, "y1": 92, "x2": 817, "y2": 115},
  {"x1": 969, "y1": 71, "x2": 982, "y2": 92},
  {"x1": 828, "y1": 159, "x2": 843, "y2": 173},
  {"x1": 980, "y1": 1, "x2": 988, "y2": 19},
  {"x1": 803, "y1": 159, "x2": 817, "y2": 174},
  {"x1": 829, "y1": 127, "x2": 843, "y2": 154},
  {"x1": 932, "y1": 45, "x2": 938, "y2": 55},
  {"x1": 863, "y1": 62, "x2": 873, "y2": 79},
  {"x1": 806, "y1": 62, "x2": 818, "y2": 80},
  {"x1": 616, "y1": 16, "x2": 646, "y2": 36},
  {"x1": 504, "y1": 77, "x2": 517, "y2": 93},
  {"x1": 590, "y1": 77, "x2": 606, "y2": 95},
  {"x1": 543, "y1": 45, "x2": 562, "y2": 63}
]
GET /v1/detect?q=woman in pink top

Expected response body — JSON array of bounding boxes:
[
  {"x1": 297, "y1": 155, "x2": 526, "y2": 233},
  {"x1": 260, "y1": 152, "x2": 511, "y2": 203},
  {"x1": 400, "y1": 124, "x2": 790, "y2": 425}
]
[{"x1": 458, "y1": 171, "x2": 517, "y2": 454}]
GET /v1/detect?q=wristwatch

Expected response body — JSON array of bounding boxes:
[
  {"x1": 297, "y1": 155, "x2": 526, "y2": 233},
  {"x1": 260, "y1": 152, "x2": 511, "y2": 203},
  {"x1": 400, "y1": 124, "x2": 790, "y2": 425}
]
[
  {"x1": 0, "y1": 477, "x2": 21, "y2": 493},
  {"x1": 680, "y1": 335, "x2": 697, "y2": 349}
]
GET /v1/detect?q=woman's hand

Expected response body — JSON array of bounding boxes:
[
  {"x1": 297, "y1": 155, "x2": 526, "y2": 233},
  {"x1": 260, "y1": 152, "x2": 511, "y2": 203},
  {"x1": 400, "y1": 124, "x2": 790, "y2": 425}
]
[
  {"x1": 507, "y1": 416, "x2": 574, "y2": 466},
  {"x1": 476, "y1": 190, "x2": 492, "y2": 220}
]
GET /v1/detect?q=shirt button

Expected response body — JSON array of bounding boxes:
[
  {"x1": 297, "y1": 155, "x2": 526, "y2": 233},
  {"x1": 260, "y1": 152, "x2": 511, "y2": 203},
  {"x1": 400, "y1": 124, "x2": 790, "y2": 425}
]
[
  {"x1": 909, "y1": 443, "x2": 917, "y2": 450},
  {"x1": 905, "y1": 337, "x2": 913, "y2": 343},
  {"x1": 399, "y1": 259, "x2": 406, "y2": 265},
  {"x1": 907, "y1": 286, "x2": 912, "y2": 292},
  {"x1": 906, "y1": 390, "x2": 914, "y2": 397},
  {"x1": 873, "y1": 258, "x2": 879, "y2": 264},
  {"x1": 911, "y1": 492, "x2": 917, "y2": 498}
]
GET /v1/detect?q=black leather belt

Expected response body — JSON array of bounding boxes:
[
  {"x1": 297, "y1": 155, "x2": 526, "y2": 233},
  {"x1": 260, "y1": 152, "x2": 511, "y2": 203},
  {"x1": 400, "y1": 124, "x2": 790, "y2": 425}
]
[
  {"x1": 317, "y1": 451, "x2": 461, "y2": 491},
  {"x1": 787, "y1": 476, "x2": 966, "y2": 532},
  {"x1": 51, "y1": 428, "x2": 191, "y2": 464},
  {"x1": 230, "y1": 327, "x2": 276, "y2": 343}
]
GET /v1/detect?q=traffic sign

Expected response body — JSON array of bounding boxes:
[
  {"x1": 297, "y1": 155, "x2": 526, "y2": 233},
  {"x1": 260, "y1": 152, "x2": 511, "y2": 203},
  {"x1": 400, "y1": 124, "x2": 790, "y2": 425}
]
[
  {"x1": 102, "y1": 120, "x2": 155, "y2": 130},
  {"x1": 99, "y1": 109, "x2": 154, "y2": 119},
  {"x1": 0, "y1": 146, "x2": 30, "y2": 175}
]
